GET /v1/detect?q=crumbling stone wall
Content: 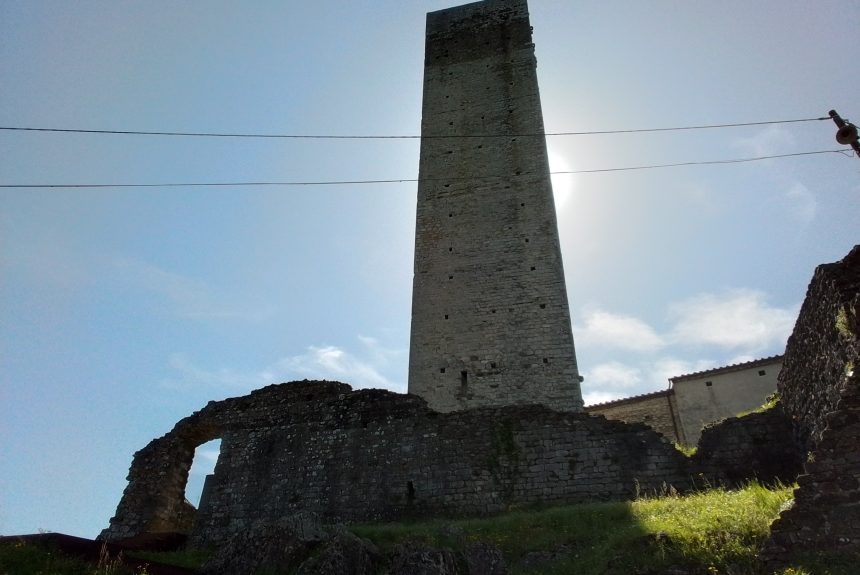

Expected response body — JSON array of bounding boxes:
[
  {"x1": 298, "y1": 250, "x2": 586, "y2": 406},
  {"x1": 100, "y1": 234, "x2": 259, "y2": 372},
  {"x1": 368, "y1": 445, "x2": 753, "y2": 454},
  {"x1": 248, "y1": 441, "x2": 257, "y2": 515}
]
[
  {"x1": 763, "y1": 246, "x2": 860, "y2": 560},
  {"x1": 99, "y1": 381, "x2": 353, "y2": 541},
  {"x1": 190, "y1": 390, "x2": 690, "y2": 547},
  {"x1": 778, "y1": 246, "x2": 860, "y2": 453},
  {"x1": 102, "y1": 377, "x2": 803, "y2": 547},
  {"x1": 691, "y1": 407, "x2": 803, "y2": 487}
]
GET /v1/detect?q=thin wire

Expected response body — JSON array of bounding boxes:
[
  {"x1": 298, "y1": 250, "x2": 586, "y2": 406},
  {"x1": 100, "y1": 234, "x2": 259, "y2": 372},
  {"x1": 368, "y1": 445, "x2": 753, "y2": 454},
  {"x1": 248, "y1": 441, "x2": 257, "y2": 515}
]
[
  {"x1": 0, "y1": 149, "x2": 848, "y2": 189},
  {"x1": 551, "y1": 149, "x2": 851, "y2": 174},
  {"x1": 0, "y1": 116, "x2": 830, "y2": 140}
]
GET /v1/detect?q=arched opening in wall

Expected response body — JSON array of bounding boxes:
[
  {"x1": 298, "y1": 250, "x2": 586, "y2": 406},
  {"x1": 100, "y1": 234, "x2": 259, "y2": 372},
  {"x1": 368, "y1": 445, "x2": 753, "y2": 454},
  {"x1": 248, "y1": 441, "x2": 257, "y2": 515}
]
[{"x1": 186, "y1": 439, "x2": 222, "y2": 509}]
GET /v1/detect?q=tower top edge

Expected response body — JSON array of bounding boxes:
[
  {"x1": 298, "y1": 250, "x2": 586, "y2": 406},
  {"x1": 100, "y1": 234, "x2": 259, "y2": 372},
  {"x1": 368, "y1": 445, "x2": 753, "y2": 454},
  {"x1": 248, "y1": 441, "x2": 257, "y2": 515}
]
[{"x1": 427, "y1": 0, "x2": 529, "y2": 35}]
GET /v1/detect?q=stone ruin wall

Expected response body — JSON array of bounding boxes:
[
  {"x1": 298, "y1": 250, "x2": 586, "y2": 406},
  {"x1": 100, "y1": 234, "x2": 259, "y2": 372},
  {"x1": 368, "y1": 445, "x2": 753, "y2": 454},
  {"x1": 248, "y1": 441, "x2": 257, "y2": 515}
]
[
  {"x1": 763, "y1": 245, "x2": 860, "y2": 559},
  {"x1": 100, "y1": 245, "x2": 860, "y2": 558},
  {"x1": 101, "y1": 379, "x2": 800, "y2": 547},
  {"x1": 692, "y1": 407, "x2": 803, "y2": 487}
]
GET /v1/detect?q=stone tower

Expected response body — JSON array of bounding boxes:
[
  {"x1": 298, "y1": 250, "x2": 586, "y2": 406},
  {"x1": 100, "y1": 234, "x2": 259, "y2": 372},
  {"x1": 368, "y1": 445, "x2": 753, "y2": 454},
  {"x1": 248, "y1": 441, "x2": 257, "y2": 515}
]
[{"x1": 408, "y1": 0, "x2": 584, "y2": 413}]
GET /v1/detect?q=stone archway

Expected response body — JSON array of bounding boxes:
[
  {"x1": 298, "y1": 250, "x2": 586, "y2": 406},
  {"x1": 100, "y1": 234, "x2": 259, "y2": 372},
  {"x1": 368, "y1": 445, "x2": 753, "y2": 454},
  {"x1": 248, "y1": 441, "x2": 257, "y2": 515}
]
[{"x1": 99, "y1": 416, "x2": 222, "y2": 541}]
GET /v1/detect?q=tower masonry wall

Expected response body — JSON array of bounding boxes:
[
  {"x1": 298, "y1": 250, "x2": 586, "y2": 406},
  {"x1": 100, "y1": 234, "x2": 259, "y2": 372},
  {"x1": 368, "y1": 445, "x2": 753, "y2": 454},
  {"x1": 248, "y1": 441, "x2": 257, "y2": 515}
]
[
  {"x1": 672, "y1": 359, "x2": 782, "y2": 445},
  {"x1": 408, "y1": 0, "x2": 583, "y2": 412}
]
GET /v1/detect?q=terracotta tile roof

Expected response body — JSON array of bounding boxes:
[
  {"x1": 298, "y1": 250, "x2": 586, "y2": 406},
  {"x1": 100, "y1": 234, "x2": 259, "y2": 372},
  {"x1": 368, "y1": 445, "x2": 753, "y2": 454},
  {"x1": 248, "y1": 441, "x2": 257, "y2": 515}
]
[
  {"x1": 669, "y1": 355, "x2": 783, "y2": 384},
  {"x1": 586, "y1": 388, "x2": 671, "y2": 409}
]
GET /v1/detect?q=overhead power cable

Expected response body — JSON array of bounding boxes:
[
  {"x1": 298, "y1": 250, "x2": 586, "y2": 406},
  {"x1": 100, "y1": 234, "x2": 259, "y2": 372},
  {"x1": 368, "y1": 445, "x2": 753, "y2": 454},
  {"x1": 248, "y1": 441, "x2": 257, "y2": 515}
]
[
  {"x1": 0, "y1": 149, "x2": 849, "y2": 189},
  {"x1": 0, "y1": 116, "x2": 830, "y2": 140}
]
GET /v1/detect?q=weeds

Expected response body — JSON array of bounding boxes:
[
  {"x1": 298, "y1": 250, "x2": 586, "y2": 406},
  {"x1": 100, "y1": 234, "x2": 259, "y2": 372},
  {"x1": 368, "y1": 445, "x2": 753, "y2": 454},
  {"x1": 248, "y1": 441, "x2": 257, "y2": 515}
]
[
  {"x1": 351, "y1": 481, "x2": 842, "y2": 575},
  {"x1": 2, "y1": 483, "x2": 854, "y2": 574},
  {"x1": 736, "y1": 391, "x2": 781, "y2": 418}
]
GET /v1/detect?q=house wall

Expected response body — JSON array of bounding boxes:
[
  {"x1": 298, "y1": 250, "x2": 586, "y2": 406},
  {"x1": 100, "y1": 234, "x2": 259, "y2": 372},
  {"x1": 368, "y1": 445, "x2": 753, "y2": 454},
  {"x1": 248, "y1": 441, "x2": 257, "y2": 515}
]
[
  {"x1": 587, "y1": 391, "x2": 680, "y2": 442},
  {"x1": 672, "y1": 359, "x2": 782, "y2": 444}
]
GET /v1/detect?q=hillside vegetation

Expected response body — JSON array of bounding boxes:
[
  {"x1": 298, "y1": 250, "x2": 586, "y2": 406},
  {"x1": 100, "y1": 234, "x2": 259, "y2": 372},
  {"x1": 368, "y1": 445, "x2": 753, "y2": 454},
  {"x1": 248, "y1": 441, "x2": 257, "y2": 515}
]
[
  {"x1": 2, "y1": 482, "x2": 855, "y2": 574},
  {"x1": 350, "y1": 482, "x2": 851, "y2": 575}
]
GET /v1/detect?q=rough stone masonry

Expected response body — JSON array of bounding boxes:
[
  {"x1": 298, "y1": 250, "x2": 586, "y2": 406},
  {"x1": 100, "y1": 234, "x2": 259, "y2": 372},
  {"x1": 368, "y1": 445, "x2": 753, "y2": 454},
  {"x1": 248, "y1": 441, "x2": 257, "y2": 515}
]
[
  {"x1": 762, "y1": 245, "x2": 860, "y2": 561},
  {"x1": 100, "y1": 377, "x2": 799, "y2": 547},
  {"x1": 407, "y1": 0, "x2": 584, "y2": 412}
]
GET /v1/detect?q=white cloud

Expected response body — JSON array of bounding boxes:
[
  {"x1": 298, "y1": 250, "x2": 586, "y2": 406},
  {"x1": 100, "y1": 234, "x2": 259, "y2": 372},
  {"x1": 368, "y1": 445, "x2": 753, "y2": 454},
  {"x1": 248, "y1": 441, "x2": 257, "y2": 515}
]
[
  {"x1": 276, "y1": 343, "x2": 403, "y2": 392},
  {"x1": 575, "y1": 290, "x2": 796, "y2": 402},
  {"x1": 582, "y1": 391, "x2": 625, "y2": 406},
  {"x1": 733, "y1": 125, "x2": 795, "y2": 157},
  {"x1": 668, "y1": 289, "x2": 796, "y2": 352},
  {"x1": 585, "y1": 361, "x2": 642, "y2": 389},
  {"x1": 784, "y1": 182, "x2": 817, "y2": 224},
  {"x1": 163, "y1": 336, "x2": 405, "y2": 393},
  {"x1": 575, "y1": 309, "x2": 665, "y2": 352},
  {"x1": 649, "y1": 357, "x2": 717, "y2": 387},
  {"x1": 582, "y1": 358, "x2": 716, "y2": 404}
]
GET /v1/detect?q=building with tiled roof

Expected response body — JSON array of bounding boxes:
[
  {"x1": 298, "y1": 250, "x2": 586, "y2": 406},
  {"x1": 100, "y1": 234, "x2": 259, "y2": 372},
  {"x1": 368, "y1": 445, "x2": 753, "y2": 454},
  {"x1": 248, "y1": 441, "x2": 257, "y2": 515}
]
[{"x1": 588, "y1": 355, "x2": 783, "y2": 445}]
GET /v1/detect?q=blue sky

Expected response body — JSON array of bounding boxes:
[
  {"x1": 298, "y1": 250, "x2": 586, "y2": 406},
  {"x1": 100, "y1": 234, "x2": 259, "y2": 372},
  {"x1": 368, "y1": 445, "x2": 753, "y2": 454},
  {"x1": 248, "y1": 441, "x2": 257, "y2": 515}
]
[{"x1": 1, "y1": 1, "x2": 858, "y2": 538}]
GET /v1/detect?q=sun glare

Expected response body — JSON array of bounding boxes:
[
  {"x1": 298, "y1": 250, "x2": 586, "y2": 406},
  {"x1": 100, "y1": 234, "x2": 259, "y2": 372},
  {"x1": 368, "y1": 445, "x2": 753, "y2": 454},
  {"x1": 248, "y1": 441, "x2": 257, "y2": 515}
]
[{"x1": 548, "y1": 148, "x2": 578, "y2": 212}]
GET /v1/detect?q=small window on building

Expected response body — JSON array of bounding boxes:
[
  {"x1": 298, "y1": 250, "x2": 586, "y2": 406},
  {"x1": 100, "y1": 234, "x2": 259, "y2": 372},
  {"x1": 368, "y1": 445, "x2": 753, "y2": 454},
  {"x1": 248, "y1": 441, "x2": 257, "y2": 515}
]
[
  {"x1": 490, "y1": 362, "x2": 497, "y2": 369},
  {"x1": 758, "y1": 370, "x2": 766, "y2": 376},
  {"x1": 705, "y1": 381, "x2": 713, "y2": 387},
  {"x1": 543, "y1": 358, "x2": 548, "y2": 364},
  {"x1": 444, "y1": 314, "x2": 449, "y2": 320},
  {"x1": 440, "y1": 368, "x2": 446, "y2": 374},
  {"x1": 460, "y1": 371, "x2": 468, "y2": 386},
  {"x1": 531, "y1": 266, "x2": 536, "y2": 271},
  {"x1": 539, "y1": 304, "x2": 546, "y2": 309}
]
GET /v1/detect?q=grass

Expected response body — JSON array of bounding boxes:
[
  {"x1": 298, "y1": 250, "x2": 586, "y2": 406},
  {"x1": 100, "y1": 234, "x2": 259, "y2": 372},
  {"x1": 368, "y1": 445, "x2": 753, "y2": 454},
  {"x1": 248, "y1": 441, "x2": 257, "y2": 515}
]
[
  {"x1": 351, "y1": 482, "x2": 854, "y2": 575},
  {"x1": 0, "y1": 539, "x2": 145, "y2": 575},
  {"x1": 127, "y1": 548, "x2": 210, "y2": 569},
  {"x1": 735, "y1": 392, "x2": 781, "y2": 418},
  {"x1": 3, "y1": 484, "x2": 855, "y2": 574}
]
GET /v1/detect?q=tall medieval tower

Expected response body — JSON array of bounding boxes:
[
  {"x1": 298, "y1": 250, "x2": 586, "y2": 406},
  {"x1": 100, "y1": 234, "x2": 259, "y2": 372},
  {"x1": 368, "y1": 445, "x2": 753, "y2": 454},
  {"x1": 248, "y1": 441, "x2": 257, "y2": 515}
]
[{"x1": 408, "y1": 0, "x2": 584, "y2": 413}]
